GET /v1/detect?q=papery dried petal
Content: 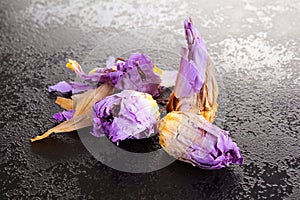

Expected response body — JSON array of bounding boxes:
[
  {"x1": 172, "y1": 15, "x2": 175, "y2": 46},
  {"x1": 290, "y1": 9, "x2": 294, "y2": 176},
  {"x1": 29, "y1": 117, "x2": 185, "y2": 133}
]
[
  {"x1": 92, "y1": 90, "x2": 160, "y2": 144},
  {"x1": 160, "y1": 70, "x2": 178, "y2": 88},
  {"x1": 159, "y1": 111, "x2": 243, "y2": 169},
  {"x1": 69, "y1": 82, "x2": 94, "y2": 94},
  {"x1": 31, "y1": 113, "x2": 92, "y2": 142},
  {"x1": 66, "y1": 59, "x2": 124, "y2": 84},
  {"x1": 66, "y1": 54, "x2": 163, "y2": 96},
  {"x1": 115, "y1": 53, "x2": 161, "y2": 96},
  {"x1": 167, "y1": 18, "x2": 218, "y2": 122},
  {"x1": 31, "y1": 83, "x2": 115, "y2": 142},
  {"x1": 55, "y1": 97, "x2": 73, "y2": 110},
  {"x1": 48, "y1": 81, "x2": 72, "y2": 93},
  {"x1": 71, "y1": 84, "x2": 115, "y2": 116}
]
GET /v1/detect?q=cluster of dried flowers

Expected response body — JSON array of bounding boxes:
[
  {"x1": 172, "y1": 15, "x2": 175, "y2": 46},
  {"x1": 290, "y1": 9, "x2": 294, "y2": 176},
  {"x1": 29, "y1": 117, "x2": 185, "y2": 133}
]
[{"x1": 31, "y1": 18, "x2": 243, "y2": 170}]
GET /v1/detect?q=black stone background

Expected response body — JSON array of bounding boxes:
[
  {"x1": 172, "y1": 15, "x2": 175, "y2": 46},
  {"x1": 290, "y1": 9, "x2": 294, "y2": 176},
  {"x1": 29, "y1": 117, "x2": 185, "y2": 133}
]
[{"x1": 0, "y1": 0, "x2": 299, "y2": 199}]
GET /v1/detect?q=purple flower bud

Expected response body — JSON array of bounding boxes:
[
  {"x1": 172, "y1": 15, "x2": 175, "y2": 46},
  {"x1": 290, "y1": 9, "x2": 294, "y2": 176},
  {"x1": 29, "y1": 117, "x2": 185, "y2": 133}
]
[
  {"x1": 174, "y1": 19, "x2": 208, "y2": 99},
  {"x1": 92, "y1": 90, "x2": 160, "y2": 144},
  {"x1": 167, "y1": 18, "x2": 218, "y2": 123},
  {"x1": 159, "y1": 111, "x2": 243, "y2": 169}
]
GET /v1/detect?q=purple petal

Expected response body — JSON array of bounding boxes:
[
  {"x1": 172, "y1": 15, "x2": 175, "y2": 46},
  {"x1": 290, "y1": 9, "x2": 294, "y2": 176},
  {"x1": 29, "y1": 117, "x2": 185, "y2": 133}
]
[
  {"x1": 174, "y1": 58, "x2": 205, "y2": 98},
  {"x1": 173, "y1": 18, "x2": 208, "y2": 99},
  {"x1": 92, "y1": 90, "x2": 160, "y2": 143},
  {"x1": 69, "y1": 81, "x2": 94, "y2": 94},
  {"x1": 48, "y1": 81, "x2": 72, "y2": 93},
  {"x1": 115, "y1": 53, "x2": 161, "y2": 96},
  {"x1": 52, "y1": 110, "x2": 75, "y2": 123},
  {"x1": 105, "y1": 56, "x2": 115, "y2": 69},
  {"x1": 67, "y1": 54, "x2": 162, "y2": 95},
  {"x1": 66, "y1": 58, "x2": 126, "y2": 85},
  {"x1": 48, "y1": 81, "x2": 93, "y2": 94},
  {"x1": 160, "y1": 70, "x2": 178, "y2": 88}
]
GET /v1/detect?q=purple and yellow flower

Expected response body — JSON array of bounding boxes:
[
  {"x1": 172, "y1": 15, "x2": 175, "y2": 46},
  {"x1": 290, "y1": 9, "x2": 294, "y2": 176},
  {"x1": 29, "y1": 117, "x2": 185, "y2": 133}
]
[
  {"x1": 66, "y1": 58, "x2": 125, "y2": 85},
  {"x1": 159, "y1": 111, "x2": 243, "y2": 169},
  {"x1": 92, "y1": 90, "x2": 160, "y2": 144},
  {"x1": 31, "y1": 52, "x2": 171, "y2": 142},
  {"x1": 167, "y1": 18, "x2": 219, "y2": 122},
  {"x1": 48, "y1": 81, "x2": 94, "y2": 94},
  {"x1": 65, "y1": 54, "x2": 162, "y2": 96},
  {"x1": 115, "y1": 53, "x2": 162, "y2": 97}
]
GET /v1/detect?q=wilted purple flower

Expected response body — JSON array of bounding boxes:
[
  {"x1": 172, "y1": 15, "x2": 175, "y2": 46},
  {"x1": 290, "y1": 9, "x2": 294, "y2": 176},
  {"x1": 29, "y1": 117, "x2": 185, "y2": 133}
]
[
  {"x1": 92, "y1": 90, "x2": 160, "y2": 144},
  {"x1": 66, "y1": 58, "x2": 125, "y2": 85},
  {"x1": 48, "y1": 81, "x2": 94, "y2": 94},
  {"x1": 66, "y1": 54, "x2": 162, "y2": 96},
  {"x1": 159, "y1": 111, "x2": 243, "y2": 169},
  {"x1": 115, "y1": 53, "x2": 161, "y2": 97},
  {"x1": 173, "y1": 18, "x2": 208, "y2": 99},
  {"x1": 52, "y1": 110, "x2": 75, "y2": 123},
  {"x1": 167, "y1": 18, "x2": 218, "y2": 123}
]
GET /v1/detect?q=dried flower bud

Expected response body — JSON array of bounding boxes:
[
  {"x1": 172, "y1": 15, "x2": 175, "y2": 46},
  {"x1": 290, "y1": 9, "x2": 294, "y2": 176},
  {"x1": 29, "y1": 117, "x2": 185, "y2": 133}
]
[
  {"x1": 167, "y1": 18, "x2": 218, "y2": 122},
  {"x1": 159, "y1": 111, "x2": 243, "y2": 169},
  {"x1": 92, "y1": 90, "x2": 160, "y2": 144}
]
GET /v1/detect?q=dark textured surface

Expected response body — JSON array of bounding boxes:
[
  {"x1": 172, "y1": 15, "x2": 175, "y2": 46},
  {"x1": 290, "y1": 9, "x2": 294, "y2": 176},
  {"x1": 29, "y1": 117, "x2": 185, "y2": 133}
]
[{"x1": 0, "y1": 0, "x2": 299, "y2": 199}]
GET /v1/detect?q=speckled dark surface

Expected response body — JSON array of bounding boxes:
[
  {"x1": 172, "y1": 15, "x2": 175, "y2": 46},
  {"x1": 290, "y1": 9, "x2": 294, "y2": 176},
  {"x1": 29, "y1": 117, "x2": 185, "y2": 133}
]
[{"x1": 0, "y1": 0, "x2": 299, "y2": 199}]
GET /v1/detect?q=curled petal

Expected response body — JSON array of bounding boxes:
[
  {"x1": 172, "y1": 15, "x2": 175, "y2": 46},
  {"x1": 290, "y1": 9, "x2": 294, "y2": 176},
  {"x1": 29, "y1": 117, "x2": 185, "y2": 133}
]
[
  {"x1": 92, "y1": 90, "x2": 160, "y2": 144},
  {"x1": 66, "y1": 54, "x2": 163, "y2": 96},
  {"x1": 66, "y1": 58, "x2": 124, "y2": 84},
  {"x1": 159, "y1": 111, "x2": 243, "y2": 169},
  {"x1": 66, "y1": 59, "x2": 84, "y2": 74},
  {"x1": 174, "y1": 18, "x2": 208, "y2": 98}
]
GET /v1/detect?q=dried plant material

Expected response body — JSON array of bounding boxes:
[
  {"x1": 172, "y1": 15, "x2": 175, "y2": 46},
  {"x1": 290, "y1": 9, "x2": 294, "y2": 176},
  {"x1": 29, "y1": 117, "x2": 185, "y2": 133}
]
[
  {"x1": 159, "y1": 111, "x2": 243, "y2": 169},
  {"x1": 31, "y1": 84, "x2": 114, "y2": 142},
  {"x1": 48, "y1": 81, "x2": 94, "y2": 94},
  {"x1": 55, "y1": 97, "x2": 73, "y2": 110},
  {"x1": 166, "y1": 18, "x2": 218, "y2": 122},
  {"x1": 198, "y1": 59, "x2": 219, "y2": 123},
  {"x1": 71, "y1": 84, "x2": 114, "y2": 117},
  {"x1": 160, "y1": 70, "x2": 178, "y2": 88},
  {"x1": 31, "y1": 114, "x2": 92, "y2": 142},
  {"x1": 52, "y1": 110, "x2": 75, "y2": 123},
  {"x1": 114, "y1": 53, "x2": 161, "y2": 96},
  {"x1": 92, "y1": 90, "x2": 160, "y2": 144},
  {"x1": 66, "y1": 54, "x2": 162, "y2": 96}
]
